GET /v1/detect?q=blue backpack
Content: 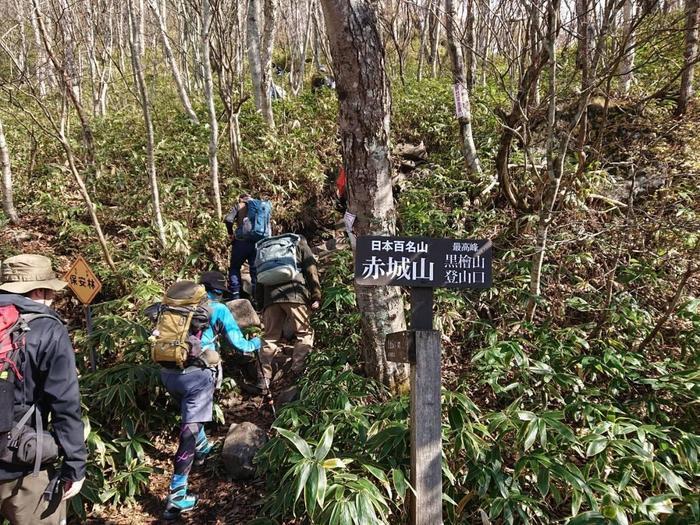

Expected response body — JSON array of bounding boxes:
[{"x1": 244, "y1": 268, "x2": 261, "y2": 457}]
[{"x1": 236, "y1": 199, "x2": 272, "y2": 241}]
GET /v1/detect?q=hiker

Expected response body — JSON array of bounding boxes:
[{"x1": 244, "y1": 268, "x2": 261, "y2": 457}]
[
  {"x1": 333, "y1": 164, "x2": 357, "y2": 250},
  {"x1": 254, "y1": 234, "x2": 322, "y2": 393},
  {"x1": 224, "y1": 195, "x2": 272, "y2": 300},
  {"x1": 149, "y1": 276, "x2": 260, "y2": 520},
  {"x1": 199, "y1": 270, "x2": 262, "y2": 374},
  {"x1": 335, "y1": 165, "x2": 347, "y2": 209},
  {"x1": 0, "y1": 254, "x2": 87, "y2": 525},
  {"x1": 199, "y1": 272, "x2": 264, "y2": 391}
]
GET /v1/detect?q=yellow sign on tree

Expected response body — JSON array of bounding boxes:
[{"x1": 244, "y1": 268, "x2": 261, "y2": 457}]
[{"x1": 63, "y1": 256, "x2": 102, "y2": 305}]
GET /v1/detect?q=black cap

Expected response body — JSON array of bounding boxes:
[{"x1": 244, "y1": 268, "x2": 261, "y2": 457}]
[{"x1": 199, "y1": 271, "x2": 228, "y2": 292}]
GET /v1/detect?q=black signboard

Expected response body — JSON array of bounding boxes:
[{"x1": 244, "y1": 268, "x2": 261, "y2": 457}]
[
  {"x1": 386, "y1": 330, "x2": 416, "y2": 363},
  {"x1": 355, "y1": 236, "x2": 492, "y2": 288}
]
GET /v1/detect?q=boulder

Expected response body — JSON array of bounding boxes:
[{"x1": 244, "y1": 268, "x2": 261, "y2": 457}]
[
  {"x1": 240, "y1": 267, "x2": 253, "y2": 297},
  {"x1": 221, "y1": 422, "x2": 268, "y2": 480},
  {"x1": 393, "y1": 141, "x2": 427, "y2": 162},
  {"x1": 226, "y1": 299, "x2": 260, "y2": 329},
  {"x1": 276, "y1": 385, "x2": 300, "y2": 407}
]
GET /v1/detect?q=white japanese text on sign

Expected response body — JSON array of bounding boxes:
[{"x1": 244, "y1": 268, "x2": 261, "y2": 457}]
[{"x1": 355, "y1": 236, "x2": 492, "y2": 288}]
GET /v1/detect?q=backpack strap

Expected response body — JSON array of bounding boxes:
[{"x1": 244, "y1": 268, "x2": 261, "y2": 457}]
[
  {"x1": 33, "y1": 406, "x2": 43, "y2": 476},
  {"x1": 4, "y1": 314, "x2": 59, "y2": 381}
]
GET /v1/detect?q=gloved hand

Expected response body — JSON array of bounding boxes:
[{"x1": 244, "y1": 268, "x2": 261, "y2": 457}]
[{"x1": 61, "y1": 477, "x2": 85, "y2": 501}]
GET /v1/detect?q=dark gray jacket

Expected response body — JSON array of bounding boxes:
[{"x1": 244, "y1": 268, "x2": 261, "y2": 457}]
[{"x1": 0, "y1": 294, "x2": 87, "y2": 482}]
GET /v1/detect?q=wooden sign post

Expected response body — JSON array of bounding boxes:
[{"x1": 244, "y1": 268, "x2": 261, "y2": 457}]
[
  {"x1": 63, "y1": 256, "x2": 102, "y2": 371},
  {"x1": 355, "y1": 236, "x2": 493, "y2": 525}
]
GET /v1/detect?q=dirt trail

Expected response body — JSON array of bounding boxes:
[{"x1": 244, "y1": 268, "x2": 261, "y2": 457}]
[{"x1": 88, "y1": 392, "x2": 276, "y2": 525}]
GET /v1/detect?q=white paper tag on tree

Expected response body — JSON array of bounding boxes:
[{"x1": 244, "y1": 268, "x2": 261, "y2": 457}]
[
  {"x1": 453, "y1": 83, "x2": 468, "y2": 119},
  {"x1": 343, "y1": 211, "x2": 356, "y2": 234}
]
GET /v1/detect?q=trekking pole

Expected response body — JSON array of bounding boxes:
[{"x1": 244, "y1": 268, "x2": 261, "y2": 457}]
[{"x1": 265, "y1": 375, "x2": 276, "y2": 418}]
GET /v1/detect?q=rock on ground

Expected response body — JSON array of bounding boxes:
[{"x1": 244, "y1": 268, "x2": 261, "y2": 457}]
[
  {"x1": 226, "y1": 299, "x2": 260, "y2": 329},
  {"x1": 221, "y1": 422, "x2": 268, "y2": 480}
]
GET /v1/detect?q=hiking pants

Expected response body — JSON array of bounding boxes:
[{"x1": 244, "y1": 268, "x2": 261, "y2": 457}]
[
  {"x1": 260, "y1": 302, "x2": 314, "y2": 381},
  {"x1": 0, "y1": 470, "x2": 66, "y2": 525},
  {"x1": 228, "y1": 239, "x2": 257, "y2": 297}
]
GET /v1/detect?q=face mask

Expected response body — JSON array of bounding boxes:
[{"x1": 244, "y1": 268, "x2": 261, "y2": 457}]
[
  {"x1": 29, "y1": 289, "x2": 54, "y2": 307},
  {"x1": 207, "y1": 290, "x2": 223, "y2": 302}
]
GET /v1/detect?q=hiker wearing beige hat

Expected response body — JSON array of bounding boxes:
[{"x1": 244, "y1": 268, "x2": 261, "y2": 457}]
[
  {"x1": 0, "y1": 254, "x2": 87, "y2": 525},
  {"x1": 0, "y1": 254, "x2": 67, "y2": 305}
]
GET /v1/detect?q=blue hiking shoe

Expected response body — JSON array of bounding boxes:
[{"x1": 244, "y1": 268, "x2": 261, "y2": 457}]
[{"x1": 163, "y1": 485, "x2": 197, "y2": 520}]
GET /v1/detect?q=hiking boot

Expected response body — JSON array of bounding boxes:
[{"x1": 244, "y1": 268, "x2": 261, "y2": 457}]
[
  {"x1": 163, "y1": 486, "x2": 197, "y2": 520},
  {"x1": 194, "y1": 439, "x2": 213, "y2": 466}
]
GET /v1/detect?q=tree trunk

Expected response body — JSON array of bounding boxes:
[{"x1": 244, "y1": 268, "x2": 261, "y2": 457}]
[
  {"x1": 465, "y1": 0, "x2": 477, "y2": 91},
  {"x1": 57, "y1": 0, "x2": 81, "y2": 102},
  {"x1": 529, "y1": 0, "x2": 542, "y2": 106},
  {"x1": 619, "y1": 0, "x2": 636, "y2": 95},
  {"x1": 445, "y1": 0, "x2": 482, "y2": 176},
  {"x1": 147, "y1": 0, "x2": 200, "y2": 124},
  {"x1": 176, "y1": 0, "x2": 192, "y2": 92},
  {"x1": 29, "y1": 5, "x2": 49, "y2": 97},
  {"x1": 320, "y1": 0, "x2": 409, "y2": 393},
  {"x1": 15, "y1": 0, "x2": 28, "y2": 73},
  {"x1": 260, "y1": 0, "x2": 277, "y2": 127},
  {"x1": 202, "y1": 0, "x2": 222, "y2": 219},
  {"x1": 0, "y1": 119, "x2": 19, "y2": 224},
  {"x1": 313, "y1": 9, "x2": 322, "y2": 69},
  {"x1": 229, "y1": 111, "x2": 243, "y2": 175},
  {"x1": 248, "y1": 0, "x2": 265, "y2": 113},
  {"x1": 33, "y1": 0, "x2": 97, "y2": 171},
  {"x1": 526, "y1": 0, "x2": 561, "y2": 322},
  {"x1": 416, "y1": 0, "x2": 431, "y2": 81},
  {"x1": 247, "y1": 0, "x2": 276, "y2": 127},
  {"x1": 128, "y1": 0, "x2": 168, "y2": 249},
  {"x1": 429, "y1": 2, "x2": 441, "y2": 77},
  {"x1": 678, "y1": 0, "x2": 700, "y2": 115},
  {"x1": 575, "y1": 0, "x2": 591, "y2": 175},
  {"x1": 290, "y1": 0, "x2": 314, "y2": 95}
]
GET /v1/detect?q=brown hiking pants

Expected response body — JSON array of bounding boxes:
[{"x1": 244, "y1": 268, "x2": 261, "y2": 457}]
[
  {"x1": 260, "y1": 302, "x2": 314, "y2": 381},
  {"x1": 0, "y1": 470, "x2": 66, "y2": 525}
]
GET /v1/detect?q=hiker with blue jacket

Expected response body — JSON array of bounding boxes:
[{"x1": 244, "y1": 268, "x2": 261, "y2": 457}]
[
  {"x1": 0, "y1": 254, "x2": 87, "y2": 525},
  {"x1": 224, "y1": 195, "x2": 272, "y2": 300},
  {"x1": 254, "y1": 235, "x2": 321, "y2": 394},
  {"x1": 151, "y1": 273, "x2": 260, "y2": 520}
]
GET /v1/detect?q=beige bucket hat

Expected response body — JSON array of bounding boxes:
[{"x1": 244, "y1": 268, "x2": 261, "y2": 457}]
[{"x1": 0, "y1": 254, "x2": 67, "y2": 294}]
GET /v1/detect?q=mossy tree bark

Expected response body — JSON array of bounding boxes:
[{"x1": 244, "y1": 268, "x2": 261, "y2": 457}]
[{"x1": 320, "y1": 0, "x2": 409, "y2": 394}]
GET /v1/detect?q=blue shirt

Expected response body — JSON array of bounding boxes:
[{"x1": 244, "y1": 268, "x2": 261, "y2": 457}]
[{"x1": 201, "y1": 298, "x2": 261, "y2": 353}]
